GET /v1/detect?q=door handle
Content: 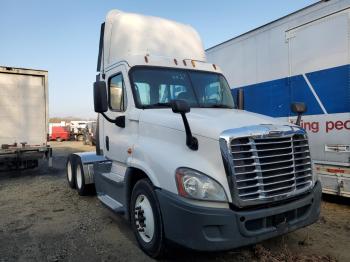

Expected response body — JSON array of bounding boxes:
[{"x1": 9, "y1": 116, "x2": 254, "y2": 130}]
[{"x1": 105, "y1": 136, "x2": 109, "y2": 151}]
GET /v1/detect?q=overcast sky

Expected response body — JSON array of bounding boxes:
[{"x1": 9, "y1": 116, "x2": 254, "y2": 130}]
[{"x1": 1, "y1": 0, "x2": 317, "y2": 118}]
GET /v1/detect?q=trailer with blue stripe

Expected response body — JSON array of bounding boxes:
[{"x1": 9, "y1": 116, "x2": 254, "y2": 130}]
[{"x1": 207, "y1": 0, "x2": 350, "y2": 197}]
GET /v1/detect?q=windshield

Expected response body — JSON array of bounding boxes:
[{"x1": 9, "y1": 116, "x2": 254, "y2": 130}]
[{"x1": 130, "y1": 67, "x2": 235, "y2": 109}]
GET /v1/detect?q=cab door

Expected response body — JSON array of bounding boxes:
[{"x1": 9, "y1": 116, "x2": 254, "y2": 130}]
[{"x1": 96, "y1": 64, "x2": 137, "y2": 207}]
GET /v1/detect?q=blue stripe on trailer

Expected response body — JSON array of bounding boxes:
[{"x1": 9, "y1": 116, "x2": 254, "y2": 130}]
[
  {"x1": 307, "y1": 64, "x2": 350, "y2": 114},
  {"x1": 237, "y1": 78, "x2": 291, "y2": 117},
  {"x1": 290, "y1": 75, "x2": 323, "y2": 115},
  {"x1": 233, "y1": 64, "x2": 349, "y2": 117}
]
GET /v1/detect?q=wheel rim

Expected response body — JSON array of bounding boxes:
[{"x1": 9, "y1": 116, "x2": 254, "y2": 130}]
[
  {"x1": 76, "y1": 165, "x2": 83, "y2": 189},
  {"x1": 134, "y1": 194, "x2": 155, "y2": 243},
  {"x1": 67, "y1": 161, "x2": 73, "y2": 182}
]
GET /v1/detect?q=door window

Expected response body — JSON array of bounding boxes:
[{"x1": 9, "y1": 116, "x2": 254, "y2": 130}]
[{"x1": 109, "y1": 74, "x2": 125, "y2": 111}]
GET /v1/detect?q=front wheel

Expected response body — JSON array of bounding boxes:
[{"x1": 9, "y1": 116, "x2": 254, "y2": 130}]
[{"x1": 130, "y1": 179, "x2": 166, "y2": 258}]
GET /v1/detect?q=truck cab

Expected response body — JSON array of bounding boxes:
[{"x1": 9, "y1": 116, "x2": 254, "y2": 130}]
[{"x1": 66, "y1": 10, "x2": 321, "y2": 258}]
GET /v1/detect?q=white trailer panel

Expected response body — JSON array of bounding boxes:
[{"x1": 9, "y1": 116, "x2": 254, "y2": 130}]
[
  {"x1": 0, "y1": 66, "x2": 51, "y2": 169},
  {"x1": 206, "y1": 0, "x2": 350, "y2": 197}
]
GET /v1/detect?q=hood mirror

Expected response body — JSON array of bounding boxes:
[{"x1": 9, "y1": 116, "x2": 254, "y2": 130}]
[
  {"x1": 291, "y1": 102, "x2": 307, "y2": 126},
  {"x1": 171, "y1": 100, "x2": 198, "y2": 151},
  {"x1": 171, "y1": 99, "x2": 190, "y2": 114}
]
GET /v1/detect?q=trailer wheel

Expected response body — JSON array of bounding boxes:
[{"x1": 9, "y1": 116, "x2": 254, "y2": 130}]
[
  {"x1": 66, "y1": 159, "x2": 75, "y2": 189},
  {"x1": 130, "y1": 179, "x2": 166, "y2": 258}
]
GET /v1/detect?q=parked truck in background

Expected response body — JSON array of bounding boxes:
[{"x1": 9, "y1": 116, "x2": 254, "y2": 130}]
[
  {"x1": 83, "y1": 121, "x2": 97, "y2": 145},
  {"x1": 49, "y1": 126, "x2": 70, "y2": 142},
  {"x1": 66, "y1": 10, "x2": 321, "y2": 258},
  {"x1": 69, "y1": 120, "x2": 88, "y2": 141},
  {"x1": 0, "y1": 66, "x2": 52, "y2": 169},
  {"x1": 206, "y1": 0, "x2": 350, "y2": 198}
]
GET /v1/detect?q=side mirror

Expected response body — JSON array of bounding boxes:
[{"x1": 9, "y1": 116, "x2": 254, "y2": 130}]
[
  {"x1": 93, "y1": 81, "x2": 108, "y2": 113},
  {"x1": 93, "y1": 81, "x2": 124, "y2": 128},
  {"x1": 171, "y1": 100, "x2": 198, "y2": 151},
  {"x1": 291, "y1": 102, "x2": 307, "y2": 126},
  {"x1": 171, "y1": 99, "x2": 190, "y2": 114}
]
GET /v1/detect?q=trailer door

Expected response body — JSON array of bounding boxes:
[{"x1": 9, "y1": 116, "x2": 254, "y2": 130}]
[
  {"x1": 287, "y1": 10, "x2": 350, "y2": 196},
  {"x1": 286, "y1": 10, "x2": 350, "y2": 165},
  {"x1": 0, "y1": 73, "x2": 47, "y2": 146}
]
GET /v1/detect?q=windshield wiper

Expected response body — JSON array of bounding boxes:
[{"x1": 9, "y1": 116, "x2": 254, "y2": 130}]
[
  {"x1": 206, "y1": 104, "x2": 234, "y2": 109},
  {"x1": 142, "y1": 102, "x2": 171, "y2": 109},
  {"x1": 153, "y1": 102, "x2": 171, "y2": 107}
]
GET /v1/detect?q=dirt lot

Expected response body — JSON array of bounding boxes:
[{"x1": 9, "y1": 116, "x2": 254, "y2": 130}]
[{"x1": 0, "y1": 141, "x2": 349, "y2": 262}]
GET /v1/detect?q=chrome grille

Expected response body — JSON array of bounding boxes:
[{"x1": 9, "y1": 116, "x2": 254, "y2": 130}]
[{"x1": 230, "y1": 134, "x2": 312, "y2": 202}]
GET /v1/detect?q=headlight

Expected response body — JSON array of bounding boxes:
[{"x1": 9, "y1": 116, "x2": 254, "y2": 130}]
[{"x1": 175, "y1": 167, "x2": 227, "y2": 202}]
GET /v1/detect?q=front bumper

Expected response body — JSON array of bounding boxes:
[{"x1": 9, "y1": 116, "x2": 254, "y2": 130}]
[{"x1": 156, "y1": 181, "x2": 321, "y2": 251}]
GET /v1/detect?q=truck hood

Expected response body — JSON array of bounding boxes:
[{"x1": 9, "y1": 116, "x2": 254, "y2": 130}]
[{"x1": 139, "y1": 108, "x2": 288, "y2": 140}]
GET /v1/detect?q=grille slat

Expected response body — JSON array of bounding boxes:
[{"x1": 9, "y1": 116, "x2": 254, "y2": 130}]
[
  {"x1": 235, "y1": 164, "x2": 295, "y2": 175},
  {"x1": 296, "y1": 174, "x2": 312, "y2": 180},
  {"x1": 232, "y1": 139, "x2": 296, "y2": 147},
  {"x1": 295, "y1": 162, "x2": 311, "y2": 167},
  {"x1": 234, "y1": 158, "x2": 294, "y2": 168},
  {"x1": 294, "y1": 145, "x2": 309, "y2": 149},
  {"x1": 231, "y1": 146, "x2": 293, "y2": 153},
  {"x1": 232, "y1": 151, "x2": 305, "y2": 161},
  {"x1": 296, "y1": 180, "x2": 312, "y2": 187},
  {"x1": 260, "y1": 171, "x2": 295, "y2": 180},
  {"x1": 240, "y1": 152, "x2": 294, "y2": 160},
  {"x1": 255, "y1": 140, "x2": 292, "y2": 145},
  {"x1": 230, "y1": 133, "x2": 313, "y2": 202},
  {"x1": 237, "y1": 177, "x2": 296, "y2": 190},
  {"x1": 236, "y1": 166, "x2": 312, "y2": 182},
  {"x1": 239, "y1": 183, "x2": 296, "y2": 197}
]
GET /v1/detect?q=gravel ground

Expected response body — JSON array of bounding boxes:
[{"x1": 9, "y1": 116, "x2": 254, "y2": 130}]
[{"x1": 0, "y1": 141, "x2": 349, "y2": 262}]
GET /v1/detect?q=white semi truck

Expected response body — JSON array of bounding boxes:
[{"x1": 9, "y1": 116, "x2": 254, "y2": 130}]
[
  {"x1": 207, "y1": 0, "x2": 350, "y2": 198},
  {"x1": 0, "y1": 66, "x2": 52, "y2": 169},
  {"x1": 66, "y1": 10, "x2": 321, "y2": 258}
]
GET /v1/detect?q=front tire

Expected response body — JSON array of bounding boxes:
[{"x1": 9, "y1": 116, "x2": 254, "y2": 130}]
[{"x1": 130, "y1": 179, "x2": 166, "y2": 258}]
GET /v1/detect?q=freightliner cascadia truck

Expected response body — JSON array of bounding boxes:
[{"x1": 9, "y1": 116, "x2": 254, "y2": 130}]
[
  {"x1": 206, "y1": 0, "x2": 350, "y2": 197},
  {"x1": 66, "y1": 10, "x2": 321, "y2": 258},
  {"x1": 0, "y1": 66, "x2": 52, "y2": 169}
]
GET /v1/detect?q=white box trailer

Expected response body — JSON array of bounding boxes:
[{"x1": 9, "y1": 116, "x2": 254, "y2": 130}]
[
  {"x1": 206, "y1": 0, "x2": 350, "y2": 197},
  {"x1": 0, "y1": 66, "x2": 52, "y2": 169}
]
